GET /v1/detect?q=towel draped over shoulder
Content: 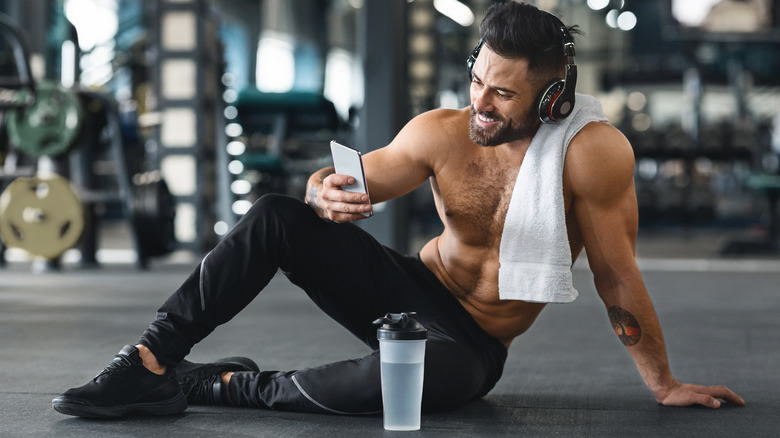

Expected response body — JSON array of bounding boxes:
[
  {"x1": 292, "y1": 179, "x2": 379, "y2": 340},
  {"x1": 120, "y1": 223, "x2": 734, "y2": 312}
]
[{"x1": 498, "y1": 93, "x2": 608, "y2": 303}]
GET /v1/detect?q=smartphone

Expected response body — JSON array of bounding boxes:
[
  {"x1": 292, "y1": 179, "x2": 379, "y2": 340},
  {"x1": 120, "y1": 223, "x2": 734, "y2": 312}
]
[{"x1": 330, "y1": 140, "x2": 372, "y2": 217}]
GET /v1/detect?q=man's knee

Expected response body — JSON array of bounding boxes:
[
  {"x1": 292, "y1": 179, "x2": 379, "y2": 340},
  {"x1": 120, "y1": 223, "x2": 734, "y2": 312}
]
[
  {"x1": 251, "y1": 193, "x2": 308, "y2": 217},
  {"x1": 242, "y1": 194, "x2": 316, "y2": 229}
]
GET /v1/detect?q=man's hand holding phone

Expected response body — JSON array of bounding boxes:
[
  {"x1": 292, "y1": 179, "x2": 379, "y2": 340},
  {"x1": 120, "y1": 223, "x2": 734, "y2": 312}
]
[
  {"x1": 319, "y1": 173, "x2": 373, "y2": 222},
  {"x1": 308, "y1": 141, "x2": 373, "y2": 223}
]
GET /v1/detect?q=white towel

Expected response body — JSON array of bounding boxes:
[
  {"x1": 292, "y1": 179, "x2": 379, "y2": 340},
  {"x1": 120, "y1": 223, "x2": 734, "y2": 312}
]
[{"x1": 498, "y1": 94, "x2": 608, "y2": 302}]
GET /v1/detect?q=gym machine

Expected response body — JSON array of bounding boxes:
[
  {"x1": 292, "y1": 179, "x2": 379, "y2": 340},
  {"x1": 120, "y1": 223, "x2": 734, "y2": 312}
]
[{"x1": 0, "y1": 13, "x2": 175, "y2": 269}]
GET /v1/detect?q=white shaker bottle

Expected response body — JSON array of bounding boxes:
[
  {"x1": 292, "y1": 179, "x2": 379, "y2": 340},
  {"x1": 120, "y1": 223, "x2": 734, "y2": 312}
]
[{"x1": 373, "y1": 312, "x2": 428, "y2": 431}]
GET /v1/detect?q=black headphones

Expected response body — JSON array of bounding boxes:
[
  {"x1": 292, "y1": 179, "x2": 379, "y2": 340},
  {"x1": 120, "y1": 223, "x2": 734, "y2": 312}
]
[{"x1": 467, "y1": 15, "x2": 577, "y2": 124}]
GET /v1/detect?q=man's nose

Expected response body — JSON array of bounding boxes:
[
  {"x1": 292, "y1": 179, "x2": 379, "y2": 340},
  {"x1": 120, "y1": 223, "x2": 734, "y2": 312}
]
[{"x1": 471, "y1": 87, "x2": 494, "y2": 113}]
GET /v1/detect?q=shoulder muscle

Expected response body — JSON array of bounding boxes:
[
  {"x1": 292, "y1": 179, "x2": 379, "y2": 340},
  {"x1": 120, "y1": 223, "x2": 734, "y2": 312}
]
[{"x1": 565, "y1": 122, "x2": 635, "y2": 204}]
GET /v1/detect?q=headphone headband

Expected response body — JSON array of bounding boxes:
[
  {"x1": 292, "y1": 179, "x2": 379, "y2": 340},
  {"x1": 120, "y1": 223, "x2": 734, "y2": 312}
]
[{"x1": 466, "y1": 36, "x2": 483, "y2": 77}]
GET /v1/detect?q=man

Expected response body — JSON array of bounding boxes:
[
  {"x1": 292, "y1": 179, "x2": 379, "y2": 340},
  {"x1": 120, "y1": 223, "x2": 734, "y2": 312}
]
[{"x1": 53, "y1": 2, "x2": 744, "y2": 418}]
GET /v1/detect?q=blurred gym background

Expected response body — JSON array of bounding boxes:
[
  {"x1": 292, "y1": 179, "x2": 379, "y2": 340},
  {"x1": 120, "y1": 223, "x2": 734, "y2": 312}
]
[{"x1": 1, "y1": 0, "x2": 779, "y2": 270}]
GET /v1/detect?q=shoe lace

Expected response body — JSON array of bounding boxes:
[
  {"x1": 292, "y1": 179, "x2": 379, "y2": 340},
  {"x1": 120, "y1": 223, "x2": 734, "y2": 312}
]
[
  {"x1": 179, "y1": 374, "x2": 216, "y2": 404},
  {"x1": 93, "y1": 354, "x2": 135, "y2": 381}
]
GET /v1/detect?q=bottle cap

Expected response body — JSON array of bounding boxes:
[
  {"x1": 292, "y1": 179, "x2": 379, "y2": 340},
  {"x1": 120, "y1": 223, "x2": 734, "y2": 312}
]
[{"x1": 373, "y1": 312, "x2": 427, "y2": 340}]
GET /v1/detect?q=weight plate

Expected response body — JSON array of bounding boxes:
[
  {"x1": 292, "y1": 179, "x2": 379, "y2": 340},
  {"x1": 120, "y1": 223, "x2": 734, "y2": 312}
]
[
  {"x1": 0, "y1": 173, "x2": 85, "y2": 259},
  {"x1": 6, "y1": 82, "x2": 84, "y2": 158}
]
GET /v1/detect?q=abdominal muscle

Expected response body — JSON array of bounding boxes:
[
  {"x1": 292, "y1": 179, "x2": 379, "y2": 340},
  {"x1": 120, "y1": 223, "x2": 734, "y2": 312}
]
[{"x1": 419, "y1": 233, "x2": 547, "y2": 347}]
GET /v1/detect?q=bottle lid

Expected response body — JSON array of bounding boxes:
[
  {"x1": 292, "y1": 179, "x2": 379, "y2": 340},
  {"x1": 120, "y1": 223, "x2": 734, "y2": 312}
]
[{"x1": 373, "y1": 312, "x2": 427, "y2": 340}]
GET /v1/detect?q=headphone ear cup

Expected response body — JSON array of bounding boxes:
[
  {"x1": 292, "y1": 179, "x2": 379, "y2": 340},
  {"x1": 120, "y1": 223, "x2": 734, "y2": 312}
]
[{"x1": 537, "y1": 80, "x2": 565, "y2": 124}]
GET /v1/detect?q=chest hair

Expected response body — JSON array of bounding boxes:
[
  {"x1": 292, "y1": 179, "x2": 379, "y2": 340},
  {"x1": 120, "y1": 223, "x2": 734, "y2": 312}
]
[{"x1": 442, "y1": 157, "x2": 520, "y2": 245}]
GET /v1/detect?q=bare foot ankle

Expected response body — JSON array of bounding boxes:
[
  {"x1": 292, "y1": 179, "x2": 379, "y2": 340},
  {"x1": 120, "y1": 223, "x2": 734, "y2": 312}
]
[
  {"x1": 221, "y1": 371, "x2": 233, "y2": 385},
  {"x1": 135, "y1": 344, "x2": 166, "y2": 375}
]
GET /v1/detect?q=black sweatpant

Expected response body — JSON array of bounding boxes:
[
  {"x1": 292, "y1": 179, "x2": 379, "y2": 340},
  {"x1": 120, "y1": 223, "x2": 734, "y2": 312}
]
[{"x1": 139, "y1": 194, "x2": 507, "y2": 414}]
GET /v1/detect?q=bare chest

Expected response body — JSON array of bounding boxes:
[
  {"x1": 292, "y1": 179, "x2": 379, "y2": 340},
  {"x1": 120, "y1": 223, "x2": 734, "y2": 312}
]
[{"x1": 432, "y1": 157, "x2": 520, "y2": 245}]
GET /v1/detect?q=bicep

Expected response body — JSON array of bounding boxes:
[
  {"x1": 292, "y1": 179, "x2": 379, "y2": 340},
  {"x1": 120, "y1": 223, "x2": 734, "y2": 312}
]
[
  {"x1": 362, "y1": 147, "x2": 431, "y2": 204},
  {"x1": 568, "y1": 124, "x2": 642, "y2": 301},
  {"x1": 578, "y1": 180, "x2": 641, "y2": 292}
]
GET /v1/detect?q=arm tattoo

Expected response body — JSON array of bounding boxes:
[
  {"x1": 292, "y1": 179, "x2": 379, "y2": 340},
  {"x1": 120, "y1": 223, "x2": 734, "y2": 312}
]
[
  {"x1": 608, "y1": 306, "x2": 641, "y2": 347},
  {"x1": 307, "y1": 184, "x2": 325, "y2": 216},
  {"x1": 305, "y1": 168, "x2": 333, "y2": 218}
]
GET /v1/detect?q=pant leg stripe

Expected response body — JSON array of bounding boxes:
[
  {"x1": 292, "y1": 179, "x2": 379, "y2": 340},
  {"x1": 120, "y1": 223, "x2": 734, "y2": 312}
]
[
  {"x1": 291, "y1": 374, "x2": 381, "y2": 415},
  {"x1": 198, "y1": 252, "x2": 210, "y2": 311}
]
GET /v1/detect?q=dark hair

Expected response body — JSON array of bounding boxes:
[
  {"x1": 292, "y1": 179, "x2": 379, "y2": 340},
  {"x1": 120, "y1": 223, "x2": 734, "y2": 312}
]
[{"x1": 479, "y1": 2, "x2": 580, "y2": 88}]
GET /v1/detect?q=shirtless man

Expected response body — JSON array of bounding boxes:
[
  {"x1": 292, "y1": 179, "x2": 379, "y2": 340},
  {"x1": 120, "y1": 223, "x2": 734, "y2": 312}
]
[{"x1": 53, "y1": 2, "x2": 743, "y2": 418}]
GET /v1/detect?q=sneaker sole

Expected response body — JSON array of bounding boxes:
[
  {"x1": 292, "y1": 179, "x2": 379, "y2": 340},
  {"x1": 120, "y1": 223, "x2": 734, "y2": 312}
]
[{"x1": 52, "y1": 391, "x2": 187, "y2": 418}]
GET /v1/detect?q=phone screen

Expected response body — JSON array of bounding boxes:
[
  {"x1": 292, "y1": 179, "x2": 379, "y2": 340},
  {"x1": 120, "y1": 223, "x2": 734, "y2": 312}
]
[{"x1": 330, "y1": 140, "x2": 372, "y2": 216}]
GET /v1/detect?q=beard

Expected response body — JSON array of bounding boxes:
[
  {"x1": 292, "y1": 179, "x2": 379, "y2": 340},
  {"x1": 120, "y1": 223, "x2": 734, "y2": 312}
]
[{"x1": 468, "y1": 106, "x2": 540, "y2": 147}]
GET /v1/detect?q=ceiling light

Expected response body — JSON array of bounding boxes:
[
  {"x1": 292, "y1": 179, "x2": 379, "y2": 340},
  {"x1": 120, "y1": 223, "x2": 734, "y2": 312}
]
[
  {"x1": 587, "y1": 0, "x2": 609, "y2": 11},
  {"x1": 606, "y1": 9, "x2": 619, "y2": 28},
  {"x1": 617, "y1": 11, "x2": 637, "y2": 31},
  {"x1": 434, "y1": 0, "x2": 474, "y2": 27}
]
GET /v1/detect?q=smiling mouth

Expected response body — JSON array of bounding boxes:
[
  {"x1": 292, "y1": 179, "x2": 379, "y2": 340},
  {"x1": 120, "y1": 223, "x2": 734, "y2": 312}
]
[{"x1": 476, "y1": 112, "x2": 500, "y2": 126}]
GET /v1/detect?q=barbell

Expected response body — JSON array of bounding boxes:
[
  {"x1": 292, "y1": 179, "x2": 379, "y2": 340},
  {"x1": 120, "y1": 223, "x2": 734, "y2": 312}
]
[{"x1": 0, "y1": 172, "x2": 178, "y2": 263}]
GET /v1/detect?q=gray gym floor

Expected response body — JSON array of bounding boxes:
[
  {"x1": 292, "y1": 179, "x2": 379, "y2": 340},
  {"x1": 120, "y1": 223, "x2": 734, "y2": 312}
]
[{"x1": 1, "y1": 229, "x2": 778, "y2": 437}]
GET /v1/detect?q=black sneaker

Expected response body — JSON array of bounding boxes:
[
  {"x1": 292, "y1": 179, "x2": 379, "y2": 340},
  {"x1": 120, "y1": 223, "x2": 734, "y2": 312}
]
[
  {"x1": 52, "y1": 345, "x2": 187, "y2": 418},
  {"x1": 176, "y1": 356, "x2": 259, "y2": 405}
]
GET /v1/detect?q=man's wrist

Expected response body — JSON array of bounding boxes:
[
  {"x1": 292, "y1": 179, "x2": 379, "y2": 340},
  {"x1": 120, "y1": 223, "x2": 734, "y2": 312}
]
[
  {"x1": 650, "y1": 376, "x2": 680, "y2": 403},
  {"x1": 304, "y1": 184, "x2": 327, "y2": 219},
  {"x1": 305, "y1": 167, "x2": 335, "y2": 219}
]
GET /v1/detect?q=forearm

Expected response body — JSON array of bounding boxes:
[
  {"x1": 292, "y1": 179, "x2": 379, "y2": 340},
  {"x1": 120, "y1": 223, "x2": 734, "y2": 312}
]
[
  {"x1": 599, "y1": 277, "x2": 677, "y2": 400},
  {"x1": 305, "y1": 166, "x2": 334, "y2": 219}
]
